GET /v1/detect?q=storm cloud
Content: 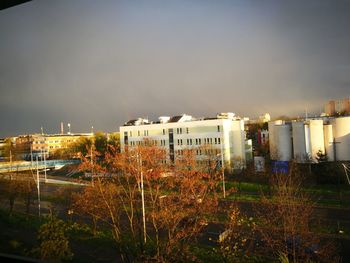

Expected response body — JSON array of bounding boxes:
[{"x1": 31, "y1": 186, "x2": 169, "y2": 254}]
[{"x1": 1, "y1": 0, "x2": 349, "y2": 137}]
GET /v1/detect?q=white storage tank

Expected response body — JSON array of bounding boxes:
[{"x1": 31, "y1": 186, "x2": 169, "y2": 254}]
[
  {"x1": 309, "y1": 119, "x2": 325, "y2": 161},
  {"x1": 331, "y1": 116, "x2": 350, "y2": 161},
  {"x1": 292, "y1": 121, "x2": 307, "y2": 162},
  {"x1": 323, "y1": 124, "x2": 334, "y2": 161},
  {"x1": 268, "y1": 120, "x2": 284, "y2": 160},
  {"x1": 274, "y1": 124, "x2": 293, "y2": 161}
]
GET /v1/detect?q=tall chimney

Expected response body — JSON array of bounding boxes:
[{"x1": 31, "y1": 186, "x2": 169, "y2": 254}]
[{"x1": 61, "y1": 122, "x2": 64, "y2": 134}]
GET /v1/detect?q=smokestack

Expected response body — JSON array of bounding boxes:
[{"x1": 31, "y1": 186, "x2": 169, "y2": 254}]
[{"x1": 61, "y1": 122, "x2": 64, "y2": 135}]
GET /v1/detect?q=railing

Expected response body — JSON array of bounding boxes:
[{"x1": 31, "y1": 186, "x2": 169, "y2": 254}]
[{"x1": 0, "y1": 159, "x2": 81, "y2": 172}]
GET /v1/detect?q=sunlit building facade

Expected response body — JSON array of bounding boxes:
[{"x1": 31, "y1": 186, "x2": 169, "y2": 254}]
[{"x1": 120, "y1": 113, "x2": 248, "y2": 170}]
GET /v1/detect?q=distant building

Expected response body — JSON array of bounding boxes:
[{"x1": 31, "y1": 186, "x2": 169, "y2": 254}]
[
  {"x1": 0, "y1": 138, "x2": 6, "y2": 160},
  {"x1": 9, "y1": 133, "x2": 93, "y2": 160},
  {"x1": 258, "y1": 113, "x2": 271, "y2": 123},
  {"x1": 325, "y1": 97, "x2": 350, "y2": 116},
  {"x1": 257, "y1": 129, "x2": 269, "y2": 145},
  {"x1": 120, "y1": 113, "x2": 248, "y2": 171}
]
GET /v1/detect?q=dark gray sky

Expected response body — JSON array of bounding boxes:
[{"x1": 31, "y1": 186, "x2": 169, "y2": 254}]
[{"x1": 1, "y1": 0, "x2": 349, "y2": 137}]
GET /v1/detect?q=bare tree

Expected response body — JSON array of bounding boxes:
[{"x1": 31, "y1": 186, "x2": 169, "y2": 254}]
[{"x1": 255, "y1": 163, "x2": 339, "y2": 262}]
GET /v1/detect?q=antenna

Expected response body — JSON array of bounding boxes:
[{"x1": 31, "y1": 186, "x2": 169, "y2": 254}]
[{"x1": 305, "y1": 107, "x2": 308, "y2": 120}]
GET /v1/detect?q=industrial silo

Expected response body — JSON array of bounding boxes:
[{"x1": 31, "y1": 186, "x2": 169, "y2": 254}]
[
  {"x1": 275, "y1": 123, "x2": 293, "y2": 161},
  {"x1": 323, "y1": 124, "x2": 334, "y2": 161},
  {"x1": 292, "y1": 121, "x2": 307, "y2": 162},
  {"x1": 309, "y1": 119, "x2": 325, "y2": 161},
  {"x1": 268, "y1": 120, "x2": 284, "y2": 160},
  {"x1": 331, "y1": 116, "x2": 350, "y2": 161}
]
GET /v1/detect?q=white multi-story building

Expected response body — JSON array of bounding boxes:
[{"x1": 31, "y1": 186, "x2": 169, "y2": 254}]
[{"x1": 119, "y1": 113, "x2": 248, "y2": 170}]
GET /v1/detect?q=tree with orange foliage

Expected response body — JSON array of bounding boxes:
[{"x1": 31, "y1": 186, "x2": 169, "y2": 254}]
[{"x1": 74, "y1": 141, "x2": 222, "y2": 261}]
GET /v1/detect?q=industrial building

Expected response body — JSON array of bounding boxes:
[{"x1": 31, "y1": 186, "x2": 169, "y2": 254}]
[
  {"x1": 120, "y1": 113, "x2": 250, "y2": 170},
  {"x1": 269, "y1": 116, "x2": 350, "y2": 162}
]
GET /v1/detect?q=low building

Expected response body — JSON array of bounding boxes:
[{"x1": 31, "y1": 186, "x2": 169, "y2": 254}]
[
  {"x1": 120, "y1": 113, "x2": 248, "y2": 171},
  {"x1": 9, "y1": 133, "x2": 93, "y2": 160}
]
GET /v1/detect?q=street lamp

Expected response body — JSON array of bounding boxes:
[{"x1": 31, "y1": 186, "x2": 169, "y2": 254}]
[
  {"x1": 35, "y1": 156, "x2": 41, "y2": 217},
  {"x1": 217, "y1": 141, "x2": 226, "y2": 198},
  {"x1": 137, "y1": 152, "x2": 147, "y2": 244}
]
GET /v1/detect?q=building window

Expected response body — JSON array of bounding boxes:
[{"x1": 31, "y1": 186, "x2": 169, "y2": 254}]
[
  {"x1": 130, "y1": 131, "x2": 132, "y2": 137},
  {"x1": 195, "y1": 139, "x2": 198, "y2": 145},
  {"x1": 217, "y1": 125, "x2": 220, "y2": 132},
  {"x1": 199, "y1": 138, "x2": 202, "y2": 145},
  {"x1": 163, "y1": 129, "x2": 165, "y2": 135},
  {"x1": 210, "y1": 138, "x2": 212, "y2": 144},
  {"x1": 138, "y1": 131, "x2": 140, "y2": 136},
  {"x1": 186, "y1": 127, "x2": 189, "y2": 134},
  {"x1": 214, "y1": 138, "x2": 217, "y2": 144},
  {"x1": 190, "y1": 139, "x2": 193, "y2": 145},
  {"x1": 218, "y1": 138, "x2": 221, "y2": 144}
]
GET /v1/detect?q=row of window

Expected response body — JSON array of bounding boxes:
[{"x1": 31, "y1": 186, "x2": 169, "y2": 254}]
[
  {"x1": 128, "y1": 125, "x2": 221, "y2": 137},
  {"x1": 33, "y1": 139, "x2": 76, "y2": 144},
  {"x1": 128, "y1": 137, "x2": 222, "y2": 147},
  {"x1": 34, "y1": 145, "x2": 64, "y2": 150},
  {"x1": 174, "y1": 148, "x2": 222, "y2": 156},
  {"x1": 180, "y1": 137, "x2": 221, "y2": 146}
]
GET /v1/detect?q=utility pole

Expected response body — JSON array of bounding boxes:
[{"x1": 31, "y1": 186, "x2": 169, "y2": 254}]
[
  {"x1": 30, "y1": 145, "x2": 33, "y2": 170},
  {"x1": 44, "y1": 148, "x2": 47, "y2": 183},
  {"x1": 9, "y1": 149, "x2": 12, "y2": 174},
  {"x1": 331, "y1": 138, "x2": 342, "y2": 202},
  {"x1": 139, "y1": 153, "x2": 147, "y2": 243},
  {"x1": 90, "y1": 145, "x2": 93, "y2": 185},
  {"x1": 36, "y1": 156, "x2": 41, "y2": 217},
  {"x1": 220, "y1": 137, "x2": 226, "y2": 198},
  {"x1": 332, "y1": 137, "x2": 341, "y2": 162}
]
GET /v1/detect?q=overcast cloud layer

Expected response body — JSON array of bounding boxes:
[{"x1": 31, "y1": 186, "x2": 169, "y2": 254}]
[{"x1": 1, "y1": 0, "x2": 349, "y2": 137}]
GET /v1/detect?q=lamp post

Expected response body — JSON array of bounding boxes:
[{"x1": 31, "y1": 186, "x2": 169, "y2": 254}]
[
  {"x1": 90, "y1": 142, "x2": 94, "y2": 186},
  {"x1": 220, "y1": 140, "x2": 226, "y2": 198},
  {"x1": 43, "y1": 148, "x2": 47, "y2": 183},
  {"x1": 36, "y1": 156, "x2": 41, "y2": 217},
  {"x1": 138, "y1": 152, "x2": 147, "y2": 244}
]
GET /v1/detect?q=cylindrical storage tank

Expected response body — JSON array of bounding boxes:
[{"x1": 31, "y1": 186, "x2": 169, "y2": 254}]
[
  {"x1": 275, "y1": 124, "x2": 292, "y2": 161},
  {"x1": 309, "y1": 120, "x2": 325, "y2": 161},
  {"x1": 331, "y1": 116, "x2": 350, "y2": 161},
  {"x1": 268, "y1": 120, "x2": 284, "y2": 160},
  {"x1": 268, "y1": 121, "x2": 276, "y2": 160},
  {"x1": 292, "y1": 121, "x2": 307, "y2": 162},
  {"x1": 323, "y1": 124, "x2": 334, "y2": 161}
]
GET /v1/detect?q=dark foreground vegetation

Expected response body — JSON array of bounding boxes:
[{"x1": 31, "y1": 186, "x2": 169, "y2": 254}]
[{"x1": 0, "y1": 144, "x2": 349, "y2": 262}]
